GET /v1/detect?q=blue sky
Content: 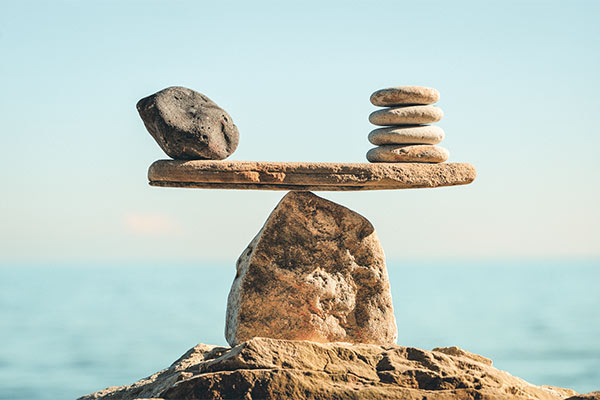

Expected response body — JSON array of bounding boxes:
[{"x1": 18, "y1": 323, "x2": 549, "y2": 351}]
[{"x1": 0, "y1": 0, "x2": 598, "y2": 263}]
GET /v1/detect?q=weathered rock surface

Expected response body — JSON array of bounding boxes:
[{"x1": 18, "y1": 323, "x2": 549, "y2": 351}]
[
  {"x1": 565, "y1": 392, "x2": 600, "y2": 400},
  {"x1": 79, "y1": 337, "x2": 580, "y2": 400},
  {"x1": 367, "y1": 145, "x2": 449, "y2": 163},
  {"x1": 370, "y1": 86, "x2": 440, "y2": 106},
  {"x1": 369, "y1": 125, "x2": 445, "y2": 145},
  {"x1": 148, "y1": 160, "x2": 476, "y2": 190},
  {"x1": 137, "y1": 86, "x2": 239, "y2": 160},
  {"x1": 369, "y1": 105, "x2": 444, "y2": 126},
  {"x1": 226, "y1": 191, "x2": 397, "y2": 346}
]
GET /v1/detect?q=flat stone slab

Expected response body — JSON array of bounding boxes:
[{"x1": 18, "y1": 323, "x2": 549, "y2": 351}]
[{"x1": 148, "y1": 160, "x2": 476, "y2": 191}]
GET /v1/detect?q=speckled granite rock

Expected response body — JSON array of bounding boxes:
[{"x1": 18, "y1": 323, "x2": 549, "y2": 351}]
[
  {"x1": 225, "y1": 191, "x2": 397, "y2": 346},
  {"x1": 137, "y1": 86, "x2": 239, "y2": 160},
  {"x1": 369, "y1": 105, "x2": 443, "y2": 126},
  {"x1": 78, "y1": 337, "x2": 579, "y2": 400},
  {"x1": 370, "y1": 86, "x2": 440, "y2": 106}
]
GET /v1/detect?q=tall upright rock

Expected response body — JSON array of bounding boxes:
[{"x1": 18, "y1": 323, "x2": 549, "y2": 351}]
[{"x1": 225, "y1": 191, "x2": 397, "y2": 346}]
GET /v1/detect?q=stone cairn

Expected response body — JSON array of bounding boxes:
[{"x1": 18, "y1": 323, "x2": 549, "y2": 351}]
[
  {"x1": 367, "y1": 86, "x2": 449, "y2": 163},
  {"x1": 135, "y1": 85, "x2": 474, "y2": 348},
  {"x1": 77, "y1": 87, "x2": 588, "y2": 399},
  {"x1": 135, "y1": 85, "x2": 476, "y2": 349}
]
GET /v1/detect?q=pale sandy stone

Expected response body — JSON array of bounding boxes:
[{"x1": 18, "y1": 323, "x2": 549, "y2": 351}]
[
  {"x1": 225, "y1": 191, "x2": 397, "y2": 347},
  {"x1": 565, "y1": 392, "x2": 600, "y2": 400},
  {"x1": 148, "y1": 160, "x2": 475, "y2": 190},
  {"x1": 368, "y1": 125, "x2": 445, "y2": 145},
  {"x1": 370, "y1": 86, "x2": 440, "y2": 106},
  {"x1": 369, "y1": 105, "x2": 443, "y2": 126},
  {"x1": 79, "y1": 337, "x2": 579, "y2": 400},
  {"x1": 367, "y1": 145, "x2": 449, "y2": 163}
]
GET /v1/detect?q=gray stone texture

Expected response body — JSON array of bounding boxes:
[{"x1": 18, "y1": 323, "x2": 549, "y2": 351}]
[{"x1": 137, "y1": 86, "x2": 239, "y2": 160}]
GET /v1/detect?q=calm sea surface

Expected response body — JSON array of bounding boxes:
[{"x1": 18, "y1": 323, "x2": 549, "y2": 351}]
[{"x1": 0, "y1": 261, "x2": 598, "y2": 399}]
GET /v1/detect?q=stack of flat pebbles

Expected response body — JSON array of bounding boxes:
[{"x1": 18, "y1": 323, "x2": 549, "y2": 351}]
[{"x1": 367, "y1": 86, "x2": 448, "y2": 163}]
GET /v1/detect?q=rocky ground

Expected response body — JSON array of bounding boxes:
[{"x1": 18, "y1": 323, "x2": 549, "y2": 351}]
[{"x1": 79, "y1": 337, "x2": 597, "y2": 400}]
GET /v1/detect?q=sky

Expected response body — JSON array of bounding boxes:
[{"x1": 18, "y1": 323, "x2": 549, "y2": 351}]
[{"x1": 0, "y1": 0, "x2": 598, "y2": 263}]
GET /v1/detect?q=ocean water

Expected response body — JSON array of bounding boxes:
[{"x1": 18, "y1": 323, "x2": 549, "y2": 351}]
[{"x1": 0, "y1": 261, "x2": 598, "y2": 399}]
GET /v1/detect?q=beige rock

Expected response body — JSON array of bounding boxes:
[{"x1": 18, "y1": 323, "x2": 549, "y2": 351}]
[
  {"x1": 370, "y1": 86, "x2": 440, "y2": 106},
  {"x1": 368, "y1": 125, "x2": 445, "y2": 145},
  {"x1": 565, "y1": 392, "x2": 600, "y2": 400},
  {"x1": 225, "y1": 191, "x2": 397, "y2": 346},
  {"x1": 78, "y1": 337, "x2": 579, "y2": 400},
  {"x1": 367, "y1": 145, "x2": 449, "y2": 163},
  {"x1": 148, "y1": 160, "x2": 475, "y2": 190},
  {"x1": 369, "y1": 105, "x2": 443, "y2": 126}
]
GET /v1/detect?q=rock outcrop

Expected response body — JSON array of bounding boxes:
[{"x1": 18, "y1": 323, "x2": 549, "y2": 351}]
[
  {"x1": 225, "y1": 191, "x2": 397, "y2": 346},
  {"x1": 79, "y1": 337, "x2": 580, "y2": 400},
  {"x1": 566, "y1": 392, "x2": 600, "y2": 400}
]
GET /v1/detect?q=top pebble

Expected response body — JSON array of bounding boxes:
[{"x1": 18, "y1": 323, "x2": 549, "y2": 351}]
[{"x1": 370, "y1": 86, "x2": 440, "y2": 107}]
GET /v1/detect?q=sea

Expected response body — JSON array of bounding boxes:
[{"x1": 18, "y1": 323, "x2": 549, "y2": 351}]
[{"x1": 0, "y1": 261, "x2": 598, "y2": 399}]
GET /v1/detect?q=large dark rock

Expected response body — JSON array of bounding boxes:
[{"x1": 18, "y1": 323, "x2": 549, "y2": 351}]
[
  {"x1": 225, "y1": 191, "x2": 397, "y2": 346},
  {"x1": 137, "y1": 86, "x2": 239, "y2": 160},
  {"x1": 78, "y1": 337, "x2": 579, "y2": 400}
]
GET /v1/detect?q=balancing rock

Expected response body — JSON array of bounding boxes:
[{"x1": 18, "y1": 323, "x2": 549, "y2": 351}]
[
  {"x1": 148, "y1": 160, "x2": 477, "y2": 190},
  {"x1": 369, "y1": 105, "x2": 444, "y2": 126},
  {"x1": 367, "y1": 145, "x2": 449, "y2": 163},
  {"x1": 225, "y1": 191, "x2": 397, "y2": 346},
  {"x1": 370, "y1": 86, "x2": 440, "y2": 106},
  {"x1": 137, "y1": 86, "x2": 239, "y2": 160},
  {"x1": 368, "y1": 125, "x2": 445, "y2": 145}
]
